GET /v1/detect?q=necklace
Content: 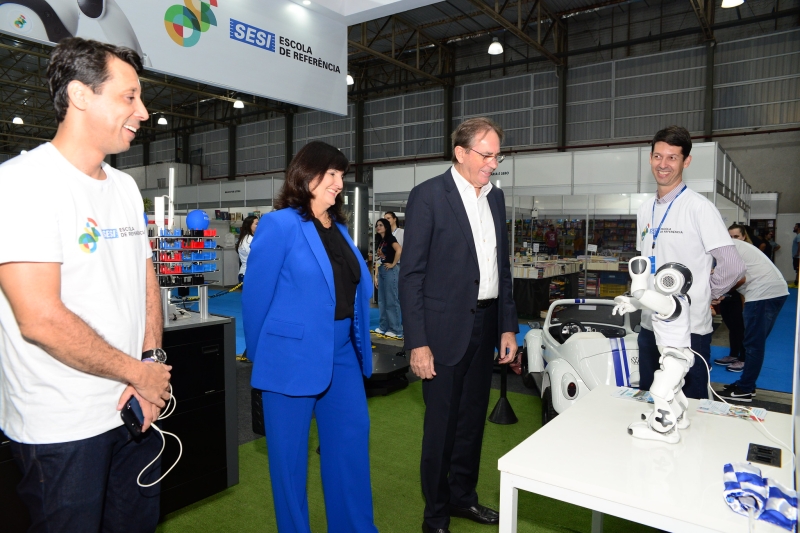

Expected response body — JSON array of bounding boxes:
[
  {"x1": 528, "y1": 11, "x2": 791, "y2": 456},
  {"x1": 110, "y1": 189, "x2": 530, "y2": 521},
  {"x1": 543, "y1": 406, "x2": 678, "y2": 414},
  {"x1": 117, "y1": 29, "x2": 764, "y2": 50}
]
[{"x1": 319, "y1": 211, "x2": 332, "y2": 228}]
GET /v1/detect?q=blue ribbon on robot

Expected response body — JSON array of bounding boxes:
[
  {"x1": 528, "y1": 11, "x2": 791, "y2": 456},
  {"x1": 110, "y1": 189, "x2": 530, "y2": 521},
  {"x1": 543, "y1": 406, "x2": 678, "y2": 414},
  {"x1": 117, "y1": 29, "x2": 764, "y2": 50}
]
[{"x1": 649, "y1": 184, "x2": 688, "y2": 273}]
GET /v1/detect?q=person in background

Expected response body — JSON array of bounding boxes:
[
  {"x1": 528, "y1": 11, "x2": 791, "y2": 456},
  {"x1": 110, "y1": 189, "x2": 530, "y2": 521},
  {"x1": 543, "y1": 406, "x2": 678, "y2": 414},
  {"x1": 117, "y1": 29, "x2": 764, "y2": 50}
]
[
  {"x1": 719, "y1": 237, "x2": 789, "y2": 402},
  {"x1": 236, "y1": 215, "x2": 259, "y2": 284},
  {"x1": 373, "y1": 218, "x2": 403, "y2": 339},
  {"x1": 573, "y1": 232, "x2": 585, "y2": 257},
  {"x1": 242, "y1": 141, "x2": 378, "y2": 533},
  {"x1": 764, "y1": 230, "x2": 780, "y2": 262},
  {"x1": 728, "y1": 224, "x2": 753, "y2": 245},
  {"x1": 384, "y1": 210, "x2": 404, "y2": 247},
  {"x1": 545, "y1": 224, "x2": 559, "y2": 255},
  {"x1": 793, "y1": 223, "x2": 800, "y2": 286},
  {"x1": 712, "y1": 229, "x2": 750, "y2": 373},
  {"x1": 0, "y1": 37, "x2": 171, "y2": 532},
  {"x1": 592, "y1": 230, "x2": 605, "y2": 251},
  {"x1": 635, "y1": 126, "x2": 745, "y2": 400}
]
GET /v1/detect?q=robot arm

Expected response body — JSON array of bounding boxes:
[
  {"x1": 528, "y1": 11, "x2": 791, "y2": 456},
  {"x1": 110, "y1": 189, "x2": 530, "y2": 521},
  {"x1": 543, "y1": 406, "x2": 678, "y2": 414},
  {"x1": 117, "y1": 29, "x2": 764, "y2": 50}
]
[{"x1": 614, "y1": 256, "x2": 690, "y2": 320}]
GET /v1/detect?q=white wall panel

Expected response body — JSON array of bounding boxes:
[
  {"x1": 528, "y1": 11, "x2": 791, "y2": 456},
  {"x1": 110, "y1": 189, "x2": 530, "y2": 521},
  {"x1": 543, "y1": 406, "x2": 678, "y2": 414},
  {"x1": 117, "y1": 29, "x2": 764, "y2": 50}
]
[
  {"x1": 373, "y1": 166, "x2": 414, "y2": 193},
  {"x1": 197, "y1": 183, "x2": 220, "y2": 203},
  {"x1": 574, "y1": 148, "x2": 639, "y2": 188},
  {"x1": 416, "y1": 163, "x2": 451, "y2": 184},
  {"x1": 515, "y1": 153, "x2": 571, "y2": 188}
]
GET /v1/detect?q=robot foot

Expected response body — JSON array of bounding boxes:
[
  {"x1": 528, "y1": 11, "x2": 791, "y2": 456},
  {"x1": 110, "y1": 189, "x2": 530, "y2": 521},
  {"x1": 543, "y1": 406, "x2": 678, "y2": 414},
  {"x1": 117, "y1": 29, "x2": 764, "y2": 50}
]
[
  {"x1": 676, "y1": 414, "x2": 690, "y2": 430},
  {"x1": 627, "y1": 421, "x2": 680, "y2": 444}
]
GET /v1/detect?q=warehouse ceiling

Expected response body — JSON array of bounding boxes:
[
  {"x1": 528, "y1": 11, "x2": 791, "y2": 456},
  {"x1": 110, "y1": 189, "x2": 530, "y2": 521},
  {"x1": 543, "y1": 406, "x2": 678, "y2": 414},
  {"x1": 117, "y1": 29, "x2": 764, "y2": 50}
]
[{"x1": 0, "y1": 0, "x2": 796, "y2": 156}]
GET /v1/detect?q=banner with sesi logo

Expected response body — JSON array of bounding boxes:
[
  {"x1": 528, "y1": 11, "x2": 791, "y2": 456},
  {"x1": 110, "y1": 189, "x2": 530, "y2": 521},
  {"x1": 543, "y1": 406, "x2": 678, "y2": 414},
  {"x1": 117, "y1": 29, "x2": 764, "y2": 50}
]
[{"x1": 0, "y1": 0, "x2": 347, "y2": 115}]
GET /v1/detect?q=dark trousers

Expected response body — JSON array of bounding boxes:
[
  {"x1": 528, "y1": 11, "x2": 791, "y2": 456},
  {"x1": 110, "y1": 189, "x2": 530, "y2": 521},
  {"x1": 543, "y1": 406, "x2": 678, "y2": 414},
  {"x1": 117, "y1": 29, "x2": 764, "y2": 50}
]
[
  {"x1": 421, "y1": 301, "x2": 498, "y2": 530},
  {"x1": 261, "y1": 318, "x2": 377, "y2": 533},
  {"x1": 638, "y1": 327, "x2": 712, "y2": 400},
  {"x1": 719, "y1": 292, "x2": 745, "y2": 361},
  {"x1": 10, "y1": 424, "x2": 161, "y2": 533},
  {"x1": 735, "y1": 295, "x2": 788, "y2": 393}
]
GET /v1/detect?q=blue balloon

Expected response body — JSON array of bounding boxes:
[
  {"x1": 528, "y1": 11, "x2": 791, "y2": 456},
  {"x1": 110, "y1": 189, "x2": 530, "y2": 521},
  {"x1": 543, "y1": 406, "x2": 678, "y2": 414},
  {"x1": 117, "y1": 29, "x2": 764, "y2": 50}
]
[{"x1": 186, "y1": 209, "x2": 210, "y2": 230}]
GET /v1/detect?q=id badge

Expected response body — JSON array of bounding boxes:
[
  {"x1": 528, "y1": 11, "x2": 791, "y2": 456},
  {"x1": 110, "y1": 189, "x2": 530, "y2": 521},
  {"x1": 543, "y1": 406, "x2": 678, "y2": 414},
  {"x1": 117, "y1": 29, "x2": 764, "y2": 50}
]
[{"x1": 649, "y1": 256, "x2": 656, "y2": 274}]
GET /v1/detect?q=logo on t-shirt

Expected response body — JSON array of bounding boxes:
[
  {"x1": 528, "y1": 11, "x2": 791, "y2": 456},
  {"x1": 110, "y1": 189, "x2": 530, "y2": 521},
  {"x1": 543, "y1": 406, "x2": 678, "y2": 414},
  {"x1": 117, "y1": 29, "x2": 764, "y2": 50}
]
[
  {"x1": 78, "y1": 218, "x2": 102, "y2": 254},
  {"x1": 641, "y1": 224, "x2": 650, "y2": 242}
]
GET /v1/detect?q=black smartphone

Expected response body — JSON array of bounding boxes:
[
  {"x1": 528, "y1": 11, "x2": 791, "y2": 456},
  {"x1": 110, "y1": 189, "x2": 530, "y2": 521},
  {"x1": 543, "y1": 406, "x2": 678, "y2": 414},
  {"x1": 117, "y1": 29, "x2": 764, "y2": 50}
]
[{"x1": 120, "y1": 396, "x2": 145, "y2": 437}]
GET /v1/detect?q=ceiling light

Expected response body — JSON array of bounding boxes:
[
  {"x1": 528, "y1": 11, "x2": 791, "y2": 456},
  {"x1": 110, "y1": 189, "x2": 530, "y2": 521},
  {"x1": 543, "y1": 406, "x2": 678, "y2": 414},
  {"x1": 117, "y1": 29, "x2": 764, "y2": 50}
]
[
  {"x1": 721, "y1": 0, "x2": 744, "y2": 7},
  {"x1": 12, "y1": 116, "x2": 23, "y2": 125},
  {"x1": 488, "y1": 37, "x2": 503, "y2": 55},
  {"x1": 20, "y1": 150, "x2": 27, "y2": 154},
  {"x1": 346, "y1": 74, "x2": 354, "y2": 86},
  {"x1": 302, "y1": 0, "x2": 310, "y2": 4},
  {"x1": 233, "y1": 99, "x2": 244, "y2": 109},
  {"x1": 158, "y1": 117, "x2": 168, "y2": 125}
]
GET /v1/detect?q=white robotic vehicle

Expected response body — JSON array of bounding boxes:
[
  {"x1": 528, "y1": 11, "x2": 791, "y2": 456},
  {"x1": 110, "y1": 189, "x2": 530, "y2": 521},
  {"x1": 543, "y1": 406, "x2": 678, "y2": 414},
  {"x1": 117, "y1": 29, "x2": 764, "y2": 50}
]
[{"x1": 522, "y1": 298, "x2": 640, "y2": 424}]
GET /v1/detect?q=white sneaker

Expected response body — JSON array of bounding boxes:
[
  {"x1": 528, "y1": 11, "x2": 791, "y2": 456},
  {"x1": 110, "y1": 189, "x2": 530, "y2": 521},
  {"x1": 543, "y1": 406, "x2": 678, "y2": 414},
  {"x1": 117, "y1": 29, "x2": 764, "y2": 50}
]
[
  {"x1": 385, "y1": 331, "x2": 403, "y2": 339},
  {"x1": 373, "y1": 328, "x2": 386, "y2": 335}
]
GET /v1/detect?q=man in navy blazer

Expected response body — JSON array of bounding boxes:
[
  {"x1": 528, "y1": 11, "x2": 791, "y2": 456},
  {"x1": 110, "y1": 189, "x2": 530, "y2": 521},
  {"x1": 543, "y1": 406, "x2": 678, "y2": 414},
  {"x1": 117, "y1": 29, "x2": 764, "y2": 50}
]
[{"x1": 400, "y1": 117, "x2": 518, "y2": 533}]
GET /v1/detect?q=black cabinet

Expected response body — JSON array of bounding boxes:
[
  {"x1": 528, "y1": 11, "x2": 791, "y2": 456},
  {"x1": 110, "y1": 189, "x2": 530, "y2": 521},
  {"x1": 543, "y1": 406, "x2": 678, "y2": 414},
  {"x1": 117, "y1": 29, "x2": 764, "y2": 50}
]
[{"x1": 0, "y1": 316, "x2": 237, "y2": 530}]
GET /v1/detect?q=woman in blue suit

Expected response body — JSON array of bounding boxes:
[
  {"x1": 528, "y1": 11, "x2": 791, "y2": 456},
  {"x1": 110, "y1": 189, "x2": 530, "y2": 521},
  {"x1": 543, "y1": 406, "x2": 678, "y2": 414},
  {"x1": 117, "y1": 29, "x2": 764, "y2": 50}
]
[{"x1": 242, "y1": 141, "x2": 378, "y2": 533}]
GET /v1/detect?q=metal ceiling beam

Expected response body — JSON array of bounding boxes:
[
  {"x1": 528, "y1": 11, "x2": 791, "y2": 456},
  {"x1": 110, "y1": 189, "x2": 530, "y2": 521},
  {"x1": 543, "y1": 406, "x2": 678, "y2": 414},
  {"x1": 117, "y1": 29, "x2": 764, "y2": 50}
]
[
  {"x1": 393, "y1": 14, "x2": 449, "y2": 50},
  {"x1": 688, "y1": 0, "x2": 715, "y2": 41},
  {"x1": 348, "y1": 40, "x2": 445, "y2": 85},
  {"x1": 464, "y1": 0, "x2": 562, "y2": 65},
  {"x1": 0, "y1": 119, "x2": 56, "y2": 130}
]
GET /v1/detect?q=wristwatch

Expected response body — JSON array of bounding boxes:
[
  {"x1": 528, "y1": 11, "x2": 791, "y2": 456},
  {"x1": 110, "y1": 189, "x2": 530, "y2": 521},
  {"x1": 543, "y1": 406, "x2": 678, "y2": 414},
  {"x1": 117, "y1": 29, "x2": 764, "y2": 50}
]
[{"x1": 142, "y1": 348, "x2": 168, "y2": 364}]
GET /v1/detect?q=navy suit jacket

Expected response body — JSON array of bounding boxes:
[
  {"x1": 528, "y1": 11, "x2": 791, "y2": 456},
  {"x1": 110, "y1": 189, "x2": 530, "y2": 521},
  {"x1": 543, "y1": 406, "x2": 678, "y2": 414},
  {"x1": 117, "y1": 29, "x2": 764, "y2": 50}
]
[
  {"x1": 399, "y1": 168, "x2": 518, "y2": 366},
  {"x1": 242, "y1": 208, "x2": 373, "y2": 396}
]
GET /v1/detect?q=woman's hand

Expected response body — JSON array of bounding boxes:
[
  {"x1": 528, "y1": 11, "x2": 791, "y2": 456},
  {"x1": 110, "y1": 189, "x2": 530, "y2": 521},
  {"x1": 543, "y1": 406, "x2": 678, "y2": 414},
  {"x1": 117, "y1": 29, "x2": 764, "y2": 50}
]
[
  {"x1": 374, "y1": 275, "x2": 379, "y2": 288},
  {"x1": 384, "y1": 263, "x2": 395, "y2": 270}
]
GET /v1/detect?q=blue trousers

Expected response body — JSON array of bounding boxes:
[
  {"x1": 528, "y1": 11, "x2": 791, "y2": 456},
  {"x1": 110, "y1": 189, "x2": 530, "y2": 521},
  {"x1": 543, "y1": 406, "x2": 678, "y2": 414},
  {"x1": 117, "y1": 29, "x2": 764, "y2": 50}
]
[
  {"x1": 10, "y1": 424, "x2": 161, "y2": 533},
  {"x1": 261, "y1": 318, "x2": 378, "y2": 533},
  {"x1": 638, "y1": 327, "x2": 712, "y2": 400},
  {"x1": 735, "y1": 295, "x2": 788, "y2": 393},
  {"x1": 378, "y1": 263, "x2": 403, "y2": 335}
]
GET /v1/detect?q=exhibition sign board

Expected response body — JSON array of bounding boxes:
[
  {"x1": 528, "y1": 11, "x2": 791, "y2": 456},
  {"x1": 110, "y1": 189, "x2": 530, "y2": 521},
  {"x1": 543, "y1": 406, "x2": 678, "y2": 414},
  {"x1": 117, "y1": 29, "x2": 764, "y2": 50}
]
[{"x1": 0, "y1": 0, "x2": 347, "y2": 115}]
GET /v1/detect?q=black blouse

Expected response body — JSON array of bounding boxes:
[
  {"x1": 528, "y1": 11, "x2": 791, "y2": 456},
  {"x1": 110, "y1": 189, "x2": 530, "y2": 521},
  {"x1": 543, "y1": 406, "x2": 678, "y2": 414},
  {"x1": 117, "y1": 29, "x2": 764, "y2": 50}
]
[{"x1": 312, "y1": 218, "x2": 361, "y2": 320}]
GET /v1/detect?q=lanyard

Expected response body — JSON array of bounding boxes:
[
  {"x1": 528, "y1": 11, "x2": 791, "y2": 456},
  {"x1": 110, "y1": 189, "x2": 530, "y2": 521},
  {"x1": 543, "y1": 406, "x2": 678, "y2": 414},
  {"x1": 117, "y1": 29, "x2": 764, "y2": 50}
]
[{"x1": 650, "y1": 185, "x2": 687, "y2": 251}]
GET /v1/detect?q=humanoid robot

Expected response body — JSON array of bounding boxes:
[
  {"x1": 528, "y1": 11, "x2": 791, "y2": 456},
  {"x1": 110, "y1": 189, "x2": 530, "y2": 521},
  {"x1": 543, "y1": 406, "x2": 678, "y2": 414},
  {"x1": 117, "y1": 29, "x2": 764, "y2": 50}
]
[
  {"x1": 0, "y1": 0, "x2": 148, "y2": 65},
  {"x1": 613, "y1": 256, "x2": 694, "y2": 444}
]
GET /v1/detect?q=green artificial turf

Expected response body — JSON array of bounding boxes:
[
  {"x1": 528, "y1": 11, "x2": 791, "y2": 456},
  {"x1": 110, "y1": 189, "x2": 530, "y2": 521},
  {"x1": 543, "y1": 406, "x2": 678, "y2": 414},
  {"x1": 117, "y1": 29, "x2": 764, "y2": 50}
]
[{"x1": 157, "y1": 382, "x2": 657, "y2": 533}]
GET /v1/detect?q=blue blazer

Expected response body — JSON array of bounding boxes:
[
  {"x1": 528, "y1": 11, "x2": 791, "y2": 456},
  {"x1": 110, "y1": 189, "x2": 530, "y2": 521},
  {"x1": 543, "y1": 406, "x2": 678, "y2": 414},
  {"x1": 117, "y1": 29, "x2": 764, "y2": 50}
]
[{"x1": 243, "y1": 207, "x2": 373, "y2": 396}]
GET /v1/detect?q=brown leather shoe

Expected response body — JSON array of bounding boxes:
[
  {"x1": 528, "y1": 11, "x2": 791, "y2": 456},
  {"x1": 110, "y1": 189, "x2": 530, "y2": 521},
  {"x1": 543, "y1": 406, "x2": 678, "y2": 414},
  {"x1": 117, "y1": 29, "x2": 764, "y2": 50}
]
[{"x1": 449, "y1": 503, "x2": 500, "y2": 525}]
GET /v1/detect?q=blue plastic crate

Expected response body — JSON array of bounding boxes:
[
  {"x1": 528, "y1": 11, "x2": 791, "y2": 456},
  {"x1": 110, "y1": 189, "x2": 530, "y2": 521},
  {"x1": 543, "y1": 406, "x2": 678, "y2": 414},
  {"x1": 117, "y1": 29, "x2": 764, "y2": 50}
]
[{"x1": 204, "y1": 264, "x2": 216, "y2": 272}]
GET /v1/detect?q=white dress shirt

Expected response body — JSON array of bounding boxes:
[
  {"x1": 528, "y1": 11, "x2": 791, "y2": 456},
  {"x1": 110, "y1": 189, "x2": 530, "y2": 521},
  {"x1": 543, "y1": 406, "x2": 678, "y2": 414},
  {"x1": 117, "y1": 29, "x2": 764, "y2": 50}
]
[{"x1": 451, "y1": 166, "x2": 498, "y2": 300}]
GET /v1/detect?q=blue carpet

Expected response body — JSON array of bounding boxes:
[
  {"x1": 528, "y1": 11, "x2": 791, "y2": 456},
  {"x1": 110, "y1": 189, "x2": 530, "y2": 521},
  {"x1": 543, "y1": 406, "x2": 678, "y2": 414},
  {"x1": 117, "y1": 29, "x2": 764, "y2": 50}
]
[{"x1": 184, "y1": 288, "x2": 797, "y2": 393}]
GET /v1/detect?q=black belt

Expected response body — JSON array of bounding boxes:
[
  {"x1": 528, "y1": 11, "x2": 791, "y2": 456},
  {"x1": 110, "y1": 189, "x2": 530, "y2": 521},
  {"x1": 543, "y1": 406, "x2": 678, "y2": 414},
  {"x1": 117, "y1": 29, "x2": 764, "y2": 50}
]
[{"x1": 476, "y1": 298, "x2": 496, "y2": 309}]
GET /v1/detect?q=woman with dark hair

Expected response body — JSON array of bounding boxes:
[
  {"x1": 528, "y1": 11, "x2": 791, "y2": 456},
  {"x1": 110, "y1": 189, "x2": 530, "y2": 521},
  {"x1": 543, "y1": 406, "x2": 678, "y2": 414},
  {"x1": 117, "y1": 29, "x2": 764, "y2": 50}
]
[
  {"x1": 373, "y1": 218, "x2": 402, "y2": 338},
  {"x1": 236, "y1": 215, "x2": 258, "y2": 284},
  {"x1": 242, "y1": 141, "x2": 378, "y2": 533}
]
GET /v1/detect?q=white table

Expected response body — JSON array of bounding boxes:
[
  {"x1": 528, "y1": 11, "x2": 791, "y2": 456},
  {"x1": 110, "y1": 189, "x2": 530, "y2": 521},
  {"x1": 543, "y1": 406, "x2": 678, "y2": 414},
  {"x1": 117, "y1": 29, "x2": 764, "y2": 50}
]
[{"x1": 498, "y1": 385, "x2": 794, "y2": 533}]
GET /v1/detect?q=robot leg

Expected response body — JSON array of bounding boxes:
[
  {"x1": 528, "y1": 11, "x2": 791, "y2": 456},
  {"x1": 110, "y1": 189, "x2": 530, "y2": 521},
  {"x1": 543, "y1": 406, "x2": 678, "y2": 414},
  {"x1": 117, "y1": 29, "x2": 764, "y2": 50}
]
[{"x1": 628, "y1": 353, "x2": 689, "y2": 444}]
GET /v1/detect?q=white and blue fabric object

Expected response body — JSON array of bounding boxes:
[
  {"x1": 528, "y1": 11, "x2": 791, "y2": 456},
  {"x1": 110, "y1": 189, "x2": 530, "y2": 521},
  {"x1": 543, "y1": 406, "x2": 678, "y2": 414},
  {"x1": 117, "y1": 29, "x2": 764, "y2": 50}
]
[{"x1": 723, "y1": 462, "x2": 797, "y2": 531}]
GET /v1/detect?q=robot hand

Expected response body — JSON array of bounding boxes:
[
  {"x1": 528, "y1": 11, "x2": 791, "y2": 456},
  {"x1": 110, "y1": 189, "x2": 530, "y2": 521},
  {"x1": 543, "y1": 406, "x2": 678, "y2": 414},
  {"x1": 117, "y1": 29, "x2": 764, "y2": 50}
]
[{"x1": 612, "y1": 295, "x2": 639, "y2": 316}]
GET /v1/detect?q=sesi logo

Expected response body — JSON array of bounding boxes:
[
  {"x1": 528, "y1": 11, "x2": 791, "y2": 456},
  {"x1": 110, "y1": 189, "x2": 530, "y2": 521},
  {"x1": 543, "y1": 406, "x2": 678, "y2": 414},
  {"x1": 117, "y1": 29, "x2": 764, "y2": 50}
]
[
  {"x1": 165, "y1": 0, "x2": 218, "y2": 47},
  {"x1": 229, "y1": 19, "x2": 275, "y2": 52}
]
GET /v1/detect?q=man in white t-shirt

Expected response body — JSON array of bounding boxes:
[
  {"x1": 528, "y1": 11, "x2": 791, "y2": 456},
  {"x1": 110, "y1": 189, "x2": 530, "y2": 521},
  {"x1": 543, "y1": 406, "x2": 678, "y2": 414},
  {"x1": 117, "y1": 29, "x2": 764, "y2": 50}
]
[
  {"x1": 636, "y1": 126, "x2": 745, "y2": 399},
  {"x1": 0, "y1": 38, "x2": 171, "y2": 532},
  {"x1": 718, "y1": 238, "x2": 789, "y2": 402}
]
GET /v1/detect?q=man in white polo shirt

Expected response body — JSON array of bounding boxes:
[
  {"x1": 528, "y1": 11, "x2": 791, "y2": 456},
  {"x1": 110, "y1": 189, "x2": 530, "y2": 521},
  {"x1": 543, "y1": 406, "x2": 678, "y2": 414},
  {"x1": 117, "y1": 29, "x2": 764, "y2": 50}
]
[
  {"x1": 636, "y1": 126, "x2": 746, "y2": 399},
  {"x1": 719, "y1": 237, "x2": 789, "y2": 402},
  {"x1": 0, "y1": 38, "x2": 171, "y2": 532}
]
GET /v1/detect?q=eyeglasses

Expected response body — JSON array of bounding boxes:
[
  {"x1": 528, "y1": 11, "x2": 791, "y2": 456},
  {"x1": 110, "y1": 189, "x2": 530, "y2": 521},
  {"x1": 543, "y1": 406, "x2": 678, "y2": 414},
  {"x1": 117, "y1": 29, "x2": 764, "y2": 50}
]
[{"x1": 467, "y1": 148, "x2": 505, "y2": 164}]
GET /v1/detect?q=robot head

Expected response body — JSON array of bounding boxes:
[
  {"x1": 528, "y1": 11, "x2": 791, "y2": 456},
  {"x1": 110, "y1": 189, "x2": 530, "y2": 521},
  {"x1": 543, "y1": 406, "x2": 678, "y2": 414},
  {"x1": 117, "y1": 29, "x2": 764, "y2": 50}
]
[{"x1": 654, "y1": 262, "x2": 693, "y2": 296}]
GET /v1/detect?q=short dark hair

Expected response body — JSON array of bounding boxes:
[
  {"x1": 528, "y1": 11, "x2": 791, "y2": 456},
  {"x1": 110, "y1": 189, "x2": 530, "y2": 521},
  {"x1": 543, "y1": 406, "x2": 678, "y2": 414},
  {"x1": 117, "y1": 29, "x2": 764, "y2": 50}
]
[
  {"x1": 274, "y1": 141, "x2": 349, "y2": 223},
  {"x1": 47, "y1": 37, "x2": 143, "y2": 123},
  {"x1": 451, "y1": 117, "x2": 504, "y2": 164},
  {"x1": 651, "y1": 125, "x2": 692, "y2": 158}
]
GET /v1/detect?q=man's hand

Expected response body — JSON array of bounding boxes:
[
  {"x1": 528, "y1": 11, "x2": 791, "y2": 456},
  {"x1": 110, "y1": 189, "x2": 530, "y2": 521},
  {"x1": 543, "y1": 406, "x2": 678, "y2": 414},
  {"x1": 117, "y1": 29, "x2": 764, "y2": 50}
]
[
  {"x1": 117, "y1": 385, "x2": 161, "y2": 432},
  {"x1": 131, "y1": 362, "x2": 172, "y2": 408},
  {"x1": 498, "y1": 332, "x2": 517, "y2": 364},
  {"x1": 410, "y1": 346, "x2": 436, "y2": 379}
]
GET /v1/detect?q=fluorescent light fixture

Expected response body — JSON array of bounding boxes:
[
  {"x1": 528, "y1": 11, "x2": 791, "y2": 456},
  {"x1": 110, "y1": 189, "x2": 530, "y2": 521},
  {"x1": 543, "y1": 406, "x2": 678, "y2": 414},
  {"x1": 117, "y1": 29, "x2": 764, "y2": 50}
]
[
  {"x1": 157, "y1": 117, "x2": 168, "y2": 125},
  {"x1": 346, "y1": 74, "x2": 354, "y2": 85},
  {"x1": 488, "y1": 37, "x2": 503, "y2": 55},
  {"x1": 721, "y1": 0, "x2": 743, "y2": 7},
  {"x1": 233, "y1": 99, "x2": 244, "y2": 109},
  {"x1": 12, "y1": 117, "x2": 23, "y2": 124},
  {"x1": 302, "y1": 0, "x2": 310, "y2": 4}
]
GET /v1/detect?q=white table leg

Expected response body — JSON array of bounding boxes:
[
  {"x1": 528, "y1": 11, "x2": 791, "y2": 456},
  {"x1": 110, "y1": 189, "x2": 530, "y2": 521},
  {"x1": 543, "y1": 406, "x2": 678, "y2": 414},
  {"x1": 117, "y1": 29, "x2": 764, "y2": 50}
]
[
  {"x1": 591, "y1": 510, "x2": 603, "y2": 533},
  {"x1": 499, "y1": 473, "x2": 519, "y2": 533}
]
